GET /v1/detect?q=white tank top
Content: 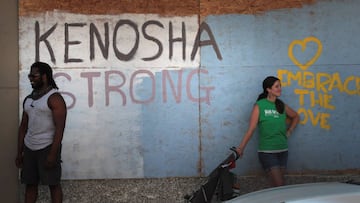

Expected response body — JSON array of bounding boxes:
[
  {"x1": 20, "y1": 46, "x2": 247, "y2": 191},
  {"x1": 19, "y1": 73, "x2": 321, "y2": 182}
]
[{"x1": 24, "y1": 88, "x2": 58, "y2": 150}]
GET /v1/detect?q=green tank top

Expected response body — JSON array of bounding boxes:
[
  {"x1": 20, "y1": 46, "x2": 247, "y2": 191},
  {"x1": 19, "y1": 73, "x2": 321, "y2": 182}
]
[{"x1": 256, "y1": 98, "x2": 287, "y2": 151}]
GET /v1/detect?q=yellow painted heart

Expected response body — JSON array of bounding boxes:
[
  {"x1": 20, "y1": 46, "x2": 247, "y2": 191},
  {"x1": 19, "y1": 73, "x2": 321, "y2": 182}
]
[{"x1": 288, "y1": 36, "x2": 322, "y2": 71}]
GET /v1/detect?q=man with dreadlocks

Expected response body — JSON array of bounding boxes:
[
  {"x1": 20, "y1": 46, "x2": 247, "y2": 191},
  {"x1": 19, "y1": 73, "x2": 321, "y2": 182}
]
[{"x1": 16, "y1": 61, "x2": 67, "y2": 203}]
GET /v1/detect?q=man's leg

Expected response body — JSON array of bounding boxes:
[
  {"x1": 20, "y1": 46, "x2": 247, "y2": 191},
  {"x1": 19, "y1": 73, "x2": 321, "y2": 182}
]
[
  {"x1": 40, "y1": 145, "x2": 63, "y2": 202},
  {"x1": 25, "y1": 184, "x2": 38, "y2": 203},
  {"x1": 22, "y1": 147, "x2": 39, "y2": 203},
  {"x1": 49, "y1": 184, "x2": 63, "y2": 203}
]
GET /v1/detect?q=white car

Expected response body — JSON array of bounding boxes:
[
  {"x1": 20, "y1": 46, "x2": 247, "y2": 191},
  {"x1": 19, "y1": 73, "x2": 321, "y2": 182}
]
[{"x1": 224, "y1": 182, "x2": 360, "y2": 203}]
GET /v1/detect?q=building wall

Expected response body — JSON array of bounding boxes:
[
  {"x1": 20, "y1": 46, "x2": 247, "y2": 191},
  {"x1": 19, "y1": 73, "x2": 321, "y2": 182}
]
[
  {"x1": 0, "y1": 0, "x2": 19, "y2": 202},
  {"x1": 13, "y1": 0, "x2": 360, "y2": 182}
]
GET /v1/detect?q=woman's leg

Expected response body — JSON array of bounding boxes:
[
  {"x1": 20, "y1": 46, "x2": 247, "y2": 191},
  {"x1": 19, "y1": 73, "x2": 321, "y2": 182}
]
[
  {"x1": 259, "y1": 151, "x2": 288, "y2": 187},
  {"x1": 268, "y1": 167, "x2": 285, "y2": 187}
]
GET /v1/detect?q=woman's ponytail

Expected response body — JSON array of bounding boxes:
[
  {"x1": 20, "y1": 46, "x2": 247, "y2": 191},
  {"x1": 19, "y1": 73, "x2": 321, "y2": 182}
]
[{"x1": 275, "y1": 98, "x2": 285, "y2": 114}]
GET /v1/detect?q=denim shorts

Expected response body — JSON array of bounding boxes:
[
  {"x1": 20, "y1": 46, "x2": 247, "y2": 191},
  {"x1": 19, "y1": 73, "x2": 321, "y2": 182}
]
[{"x1": 258, "y1": 151, "x2": 288, "y2": 172}]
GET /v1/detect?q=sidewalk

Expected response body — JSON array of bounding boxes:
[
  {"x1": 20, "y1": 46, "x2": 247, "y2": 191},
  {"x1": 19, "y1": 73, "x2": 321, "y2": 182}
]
[{"x1": 18, "y1": 174, "x2": 360, "y2": 202}]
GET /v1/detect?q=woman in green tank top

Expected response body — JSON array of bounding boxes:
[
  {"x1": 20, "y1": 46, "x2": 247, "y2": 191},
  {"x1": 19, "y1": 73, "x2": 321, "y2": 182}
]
[{"x1": 236, "y1": 76, "x2": 299, "y2": 187}]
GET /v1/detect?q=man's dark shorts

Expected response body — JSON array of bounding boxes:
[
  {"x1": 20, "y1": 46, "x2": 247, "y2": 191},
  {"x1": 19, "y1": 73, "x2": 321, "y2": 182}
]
[
  {"x1": 258, "y1": 151, "x2": 288, "y2": 172},
  {"x1": 21, "y1": 145, "x2": 62, "y2": 185}
]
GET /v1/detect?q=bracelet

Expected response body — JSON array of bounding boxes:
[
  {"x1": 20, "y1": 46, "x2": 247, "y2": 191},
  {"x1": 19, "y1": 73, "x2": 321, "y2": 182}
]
[{"x1": 286, "y1": 129, "x2": 292, "y2": 138}]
